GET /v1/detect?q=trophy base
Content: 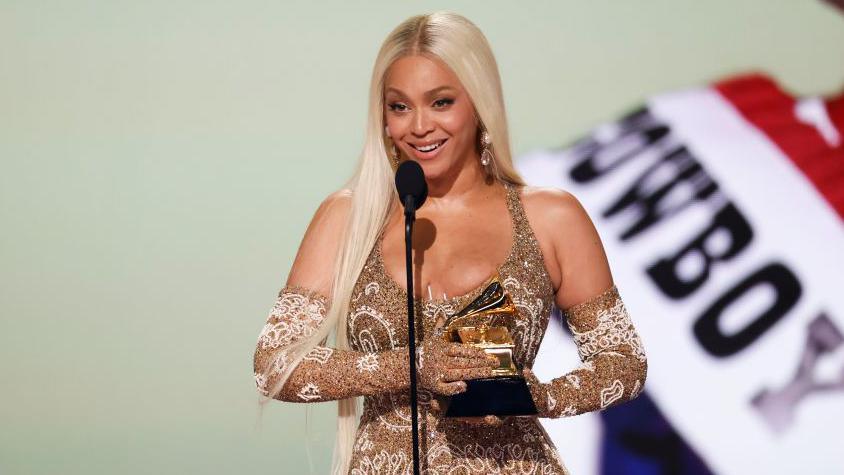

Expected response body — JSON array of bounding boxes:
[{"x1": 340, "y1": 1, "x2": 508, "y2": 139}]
[{"x1": 444, "y1": 376, "x2": 538, "y2": 418}]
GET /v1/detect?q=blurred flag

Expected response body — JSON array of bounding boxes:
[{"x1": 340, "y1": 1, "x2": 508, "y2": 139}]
[{"x1": 525, "y1": 72, "x2": 844, "y2": 475}]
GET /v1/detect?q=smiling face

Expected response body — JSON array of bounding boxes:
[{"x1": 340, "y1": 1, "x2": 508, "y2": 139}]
[{"x1": 383, "y1": 54, "x2": 480, "y2": 181}]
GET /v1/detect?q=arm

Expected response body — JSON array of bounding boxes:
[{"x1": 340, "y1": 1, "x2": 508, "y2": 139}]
[
  {"x1": 252, "y1": 191, "x2": 409, "y2": 402},
  {"x1": 253, "y1": 191, "x2": 496, "y2": 402},
  {"x1": 522, "y1": 189, "x2": 648, "y2": 418},
  {"x1": 524, "y1": 284, "x2": 647, "y2": 417},
  {"x1": 253, "y1": 284, "x2": 411, "y2": 402}
]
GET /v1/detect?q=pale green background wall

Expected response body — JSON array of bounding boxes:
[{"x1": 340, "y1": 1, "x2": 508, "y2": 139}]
[{"x1": 1, "y1": 1, "x2": 842, "y2": 473}]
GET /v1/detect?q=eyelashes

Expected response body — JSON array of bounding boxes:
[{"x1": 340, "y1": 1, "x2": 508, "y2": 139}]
[{"x1": 387, "y1": 98, "x2": 454, "y2": 112}]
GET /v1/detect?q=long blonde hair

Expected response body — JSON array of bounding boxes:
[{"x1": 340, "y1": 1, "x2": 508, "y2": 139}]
[{"x1": 263, "y1": 10, "x2": 525, "y2": 474}]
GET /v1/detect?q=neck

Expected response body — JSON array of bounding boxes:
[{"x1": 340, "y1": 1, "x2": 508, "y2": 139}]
[{"x1": 424, "y1": 154, "x2": 497, "y2": 208}]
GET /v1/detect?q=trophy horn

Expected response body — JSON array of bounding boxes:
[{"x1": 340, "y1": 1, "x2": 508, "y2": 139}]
[{"x1": 443, "y1": 273, "x2": 517, "y2": 342}]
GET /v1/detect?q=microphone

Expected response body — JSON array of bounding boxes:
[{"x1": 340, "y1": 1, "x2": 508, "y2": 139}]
[
  {"x1": 393, "y1": 159, "x2": 427, "y2": 475},
  {"x1": 395, "y1": 160, "x2": 428, "y2": 216}
]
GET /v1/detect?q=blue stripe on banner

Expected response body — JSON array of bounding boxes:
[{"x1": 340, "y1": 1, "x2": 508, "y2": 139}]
[{"x1": 599, "y1": 392, "x2": 715, "y2": 475}]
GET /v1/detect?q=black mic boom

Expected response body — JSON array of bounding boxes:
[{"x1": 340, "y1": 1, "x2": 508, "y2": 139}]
[{"x1": 393, "y1": 158, "x2": 427, "y2": 475}]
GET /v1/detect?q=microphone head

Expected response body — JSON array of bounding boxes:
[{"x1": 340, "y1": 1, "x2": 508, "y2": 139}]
[{"x1": 395, "y1": 160, "x2": 428, "y2": 210}]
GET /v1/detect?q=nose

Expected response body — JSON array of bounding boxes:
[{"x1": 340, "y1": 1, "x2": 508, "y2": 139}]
[{"x1": 411, "y1": 109, "x2": 435, "y2": 137}]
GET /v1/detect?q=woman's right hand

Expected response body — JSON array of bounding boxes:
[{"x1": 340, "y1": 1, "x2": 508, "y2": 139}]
[{"x1": 415, "y1": 319, "x2": 499, "y2": 396}]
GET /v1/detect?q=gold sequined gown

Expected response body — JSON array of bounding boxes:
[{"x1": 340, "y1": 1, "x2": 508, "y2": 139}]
[
  {"x1": 253, "y1": 183, "x2": 648, "y2": 475},
  {"x1": 347, "y1": 183, "x2": 567, "y2": 474}
]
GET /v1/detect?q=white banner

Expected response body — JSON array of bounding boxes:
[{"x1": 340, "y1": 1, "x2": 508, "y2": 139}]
[{"x1": 525, "y1": 73, "x2": 844, "y2": 474}]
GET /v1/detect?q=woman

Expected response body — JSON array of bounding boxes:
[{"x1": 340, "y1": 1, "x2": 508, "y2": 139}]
[{"x1": 253, "y1": 11, "x2": 647, "y2": 475}]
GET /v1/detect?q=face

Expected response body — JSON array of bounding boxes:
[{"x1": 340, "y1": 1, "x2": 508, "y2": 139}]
[{"x1": 383, "y1": 54, "x2": 479, "y2": 180}]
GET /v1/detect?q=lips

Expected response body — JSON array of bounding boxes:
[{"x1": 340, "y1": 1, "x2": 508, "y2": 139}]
[{"x1": 408, "y1": 139, "x2": 448, "y2": 160}]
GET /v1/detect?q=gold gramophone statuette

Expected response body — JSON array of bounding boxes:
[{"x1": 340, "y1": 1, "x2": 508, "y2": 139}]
[
  {"x1": 440, "y1": 273, "x2": 538, "y2": 417},
  {"x1": 442, "y1": 273, "x2": 520, "y2": 377}
]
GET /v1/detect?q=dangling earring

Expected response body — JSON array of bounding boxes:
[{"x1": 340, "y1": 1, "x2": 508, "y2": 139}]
[
  {"x1": 479, "y1": 127, "x2": 494, "y2": 167},
  {"x1": 385, "y1": 125, "x2": 399, "y2": 168}
]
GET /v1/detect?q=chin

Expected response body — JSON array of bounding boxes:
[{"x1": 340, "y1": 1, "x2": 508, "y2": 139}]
[{"x1": 413, "y1": 159, "x2": 451, "y2": 181}]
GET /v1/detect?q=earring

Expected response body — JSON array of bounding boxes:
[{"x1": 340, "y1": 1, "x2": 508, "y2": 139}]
[{"x1": 480, "y1": 128, "x2": 494, "y2": 166}]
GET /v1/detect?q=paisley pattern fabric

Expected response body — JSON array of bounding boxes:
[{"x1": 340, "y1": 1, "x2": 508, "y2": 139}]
[
  {"x1": 524, "y1": 284, "x2": 647, "y2": 419},
  {"x1": 253, "y1": 286, "x2": 410, "y2": 403},
  {"x1": 252, "y1": 183, "x2": 648, "y2": 474}
]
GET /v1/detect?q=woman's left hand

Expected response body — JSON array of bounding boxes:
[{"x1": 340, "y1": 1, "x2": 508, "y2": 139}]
[{"x1": 429, "y1": 398, "x2": 507, "y2": 426}]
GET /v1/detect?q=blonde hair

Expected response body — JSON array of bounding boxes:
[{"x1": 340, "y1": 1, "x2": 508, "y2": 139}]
[{"x1": 262, "y1": 10, "x2": 524, "y2": 474}]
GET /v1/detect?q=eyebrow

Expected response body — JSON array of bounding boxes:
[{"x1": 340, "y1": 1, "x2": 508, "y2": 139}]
[{"x1": 385, "y1": 85, "x2": 457, "y2": 98}]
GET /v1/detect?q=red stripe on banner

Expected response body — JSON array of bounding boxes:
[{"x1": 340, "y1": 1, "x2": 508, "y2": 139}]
[
  {"x1": 827, "y1": 91, "x2": 844, "y2": 145},
  {"x1": 713, "y1": 72, "x2": 844, "y2": 222}
]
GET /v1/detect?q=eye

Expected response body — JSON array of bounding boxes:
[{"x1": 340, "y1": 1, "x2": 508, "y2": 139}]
[
  {"x1": 433, "y1": 98, "x2": 454, "y2": 107},
  {"x1": 388, "y1": 103, "x2": 408, "y2": 112}
]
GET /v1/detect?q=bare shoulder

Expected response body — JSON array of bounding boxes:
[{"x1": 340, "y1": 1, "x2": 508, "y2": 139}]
[
  {"x1": 519, "y1": 185, "x2": 614, "y2": 310},
  {"x1": 519, "y1": 185, "x2": 581, "y2": 223},
  {"x1": 312, "y1": 188, "x2": 353, "y2": 227},
  {"x1": 518, "y1": 186, "x2": 578, "y2": 294},
  {"x1": 285, "y1": 188, "x2": 353, "y2": 295},
  {"x1": 520, "y1": 185, "x2": 598, "y2": 257}
]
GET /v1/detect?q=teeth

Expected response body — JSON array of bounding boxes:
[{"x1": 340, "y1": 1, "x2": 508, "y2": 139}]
[{"x1": 414, "y1": 141, "x2": 443, "y2": 152}]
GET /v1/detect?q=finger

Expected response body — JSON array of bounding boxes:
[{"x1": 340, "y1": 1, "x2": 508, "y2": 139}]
[
  {"x1": 436, "y1": 380, "x2": 467, "y2": 396},
  {"x1": 521, "y1": 369, "x2": 543, "y2": 403},
  {"x1": 444, "y1": 343, "x2": 484, "y2": 357},
  {"x1": 446, "y1": 356, "x2": 498, "y2": 369},
  {"x1": 443, "y1": 367, "x2": 494, "y2": 382},
  {"x1": 457, "y1": 415, "x2": 504, "y2": 426},
  {"x1": 457, "y1": 416, "x2": 486, "y2": 425},
  {"x1": 483, "y1": 415, "x2": 504, "y2": 426},
  {"x1": 523, "y1": 368, "x2": 539, "y2": 383},
  {"x1": 445, "y1": 344, "x2": 494, "y2": 360}
]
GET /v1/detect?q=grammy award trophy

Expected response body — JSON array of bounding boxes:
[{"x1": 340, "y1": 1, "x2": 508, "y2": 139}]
[{"x1": 441, "y1": 274, "x2": 538, "y2": 418}]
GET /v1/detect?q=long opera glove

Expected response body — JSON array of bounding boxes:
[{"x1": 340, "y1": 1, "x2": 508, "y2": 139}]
[
  {"x1": 524, "y1": 284, "x2": 648, "y2": 418},
  {"x1": 252, "y1": 286, "x2": 411, "y2": 402}
]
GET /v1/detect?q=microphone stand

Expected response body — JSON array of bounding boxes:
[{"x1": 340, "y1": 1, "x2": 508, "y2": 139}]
[{"x1": 403, "y1": 194, "x2": 421, "y2": 475}]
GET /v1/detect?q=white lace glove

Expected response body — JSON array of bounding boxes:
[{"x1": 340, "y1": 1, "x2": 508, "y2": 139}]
[
  {"x1": 253, "y1": 286, "x2": 411, "y2": 402},
  {"x1": 524, "y1": 284, "x2": 648, "y2": 418},
  {"x1": 415, "y1": 318, "x2": 499, "y2": 396}
]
